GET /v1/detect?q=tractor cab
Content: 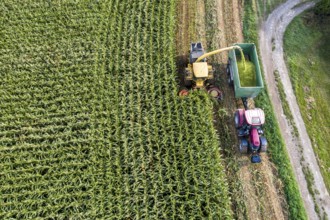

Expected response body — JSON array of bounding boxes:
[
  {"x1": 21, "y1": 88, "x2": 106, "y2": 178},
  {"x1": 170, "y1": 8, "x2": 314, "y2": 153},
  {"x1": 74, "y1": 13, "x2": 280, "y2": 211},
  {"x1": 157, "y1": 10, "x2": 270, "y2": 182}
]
[
  {"x1": 235, "y1": 108, "x2": 265, "y2": 136},
  {"x1": 244, "y1": 108, "x2": 265, "y2": 126},
  {"x1": 235, "y1": 108, "x2": 267, "y2": 163}
]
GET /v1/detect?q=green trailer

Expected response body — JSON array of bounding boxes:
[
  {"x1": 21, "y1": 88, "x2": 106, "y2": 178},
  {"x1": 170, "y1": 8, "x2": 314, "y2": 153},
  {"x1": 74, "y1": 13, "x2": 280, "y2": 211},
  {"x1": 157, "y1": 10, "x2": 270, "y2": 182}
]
[{"x1": 227, "y1": 43, "x2": 264, "y2": 99}]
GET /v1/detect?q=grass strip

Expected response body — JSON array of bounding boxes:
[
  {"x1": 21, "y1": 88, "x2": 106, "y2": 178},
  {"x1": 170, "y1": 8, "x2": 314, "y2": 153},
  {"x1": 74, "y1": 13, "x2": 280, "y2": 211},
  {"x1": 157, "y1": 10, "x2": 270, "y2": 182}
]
[
  {"x1": 284, "y1": 12, "x2": 330, "y2": 191},
  {"x1": 243, "y1": 1, "x2": 308, "y2": 219}
]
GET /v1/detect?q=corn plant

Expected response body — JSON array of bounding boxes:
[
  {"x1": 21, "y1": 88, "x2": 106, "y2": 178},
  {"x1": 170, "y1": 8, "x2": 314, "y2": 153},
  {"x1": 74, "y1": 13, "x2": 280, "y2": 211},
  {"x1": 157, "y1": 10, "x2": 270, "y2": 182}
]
[{"x1": 0, "y1": 0, "x2": 232, "y2": 219}]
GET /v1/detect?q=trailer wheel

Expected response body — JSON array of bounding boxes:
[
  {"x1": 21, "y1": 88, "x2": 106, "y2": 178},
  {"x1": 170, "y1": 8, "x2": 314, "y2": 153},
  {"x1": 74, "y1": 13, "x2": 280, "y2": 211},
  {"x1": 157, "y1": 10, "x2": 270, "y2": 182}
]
[
  {"x1": 227, "y1": 65, "x2": 234, "y2": 86},
  {"x1": 260, "y1": 136, "x2": 267, "y2": 152},
  {"x1": 228, "y1": 77, "x2": 233, "y2": 86},
  {"x1": 239, "y1": 138, "x2": 248, "y2": 154},
  {"x1": 227, "y1": 59, "x2": 234, "y2": 86}
]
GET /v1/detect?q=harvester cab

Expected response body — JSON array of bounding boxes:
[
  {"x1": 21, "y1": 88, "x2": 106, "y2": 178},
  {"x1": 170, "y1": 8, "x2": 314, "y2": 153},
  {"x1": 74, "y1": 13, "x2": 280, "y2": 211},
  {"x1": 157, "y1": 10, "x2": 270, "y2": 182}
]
[
  {"x1": 235, "y1": 108, "x2": 267, "y2": 163},
  {"x1": 184, "y1": 42, "x2": 219, "y2": 96},
  {"x1": 189, "y1": 42, "x2": 205, "y2": 63}
]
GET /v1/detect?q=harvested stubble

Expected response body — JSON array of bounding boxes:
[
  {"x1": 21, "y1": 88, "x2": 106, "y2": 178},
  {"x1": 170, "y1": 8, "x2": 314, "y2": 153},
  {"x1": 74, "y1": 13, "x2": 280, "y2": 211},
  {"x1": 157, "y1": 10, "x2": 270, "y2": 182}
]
[{"x1": 0, "y1": 0, "x2": 232, "y2": 219}]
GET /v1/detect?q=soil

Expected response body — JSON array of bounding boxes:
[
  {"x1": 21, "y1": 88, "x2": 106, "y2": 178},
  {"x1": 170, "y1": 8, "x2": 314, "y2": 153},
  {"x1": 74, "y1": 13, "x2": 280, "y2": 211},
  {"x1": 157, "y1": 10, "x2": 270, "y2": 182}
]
[
  {"x1": 259, "y1": 0, "x2": 330, "y2": 219},
  {"x1": 176, "y1": 1, "x2": 288, "y2": 219}
]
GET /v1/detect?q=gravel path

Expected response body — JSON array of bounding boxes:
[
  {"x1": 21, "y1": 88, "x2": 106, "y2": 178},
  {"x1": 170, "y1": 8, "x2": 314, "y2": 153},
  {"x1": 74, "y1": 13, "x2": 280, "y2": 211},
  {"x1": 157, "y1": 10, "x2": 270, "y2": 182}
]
[{"x1": 259, "y1": 0, "x2": 330, "y2": 218}]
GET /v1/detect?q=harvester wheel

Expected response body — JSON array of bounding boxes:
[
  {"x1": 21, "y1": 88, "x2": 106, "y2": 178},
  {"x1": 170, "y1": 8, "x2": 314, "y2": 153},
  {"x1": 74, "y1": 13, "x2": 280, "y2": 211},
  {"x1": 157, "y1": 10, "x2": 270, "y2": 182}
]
[
  {"x1": 178, "y1": 89, "x2": 189, "y2": 97},
  {"x1": 260, "y1": 136, "x2": 267, "y2": 152},
  {"x1": 239, "y1": 138, "x2": 248, "y2": 154},
  {"x1": 207, "y1": 86, "x2": 222, "y2": 100}
]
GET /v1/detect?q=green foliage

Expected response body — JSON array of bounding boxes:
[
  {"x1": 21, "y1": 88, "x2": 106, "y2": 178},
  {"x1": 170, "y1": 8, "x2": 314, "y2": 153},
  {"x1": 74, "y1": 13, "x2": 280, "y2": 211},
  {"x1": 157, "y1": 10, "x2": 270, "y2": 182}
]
[
  {"x1": 256, "y1": 0, "x2": 287, "y2": 18},
  {"x1": 243, "y1": 1, "x2": 258, "y2": 43},
  {"x1": 0, "y1": 0, "x2": 232, "y2": 218},
  {"x1": 243, "y1": 1, "x2": 307, "y2": 219},
  {"x1": 284, "y1": 13, "x2": 330, "y2": 190},
  {"x1": 273, "y1": 70, "x2": 299, "y2": 137},
  {"x1": 315, "y1": 0, "x2": 330, "y2": 16},
  {"x1": 215, "y1": 109, "x2": 248, "y2": 220}
]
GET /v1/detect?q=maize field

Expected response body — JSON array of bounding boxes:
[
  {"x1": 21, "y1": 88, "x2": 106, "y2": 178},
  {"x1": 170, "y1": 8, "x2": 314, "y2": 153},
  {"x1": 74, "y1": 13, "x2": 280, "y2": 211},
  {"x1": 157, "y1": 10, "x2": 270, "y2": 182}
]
[{"x1": 0, "y1": 0, "x2": 232, "y2": 219}]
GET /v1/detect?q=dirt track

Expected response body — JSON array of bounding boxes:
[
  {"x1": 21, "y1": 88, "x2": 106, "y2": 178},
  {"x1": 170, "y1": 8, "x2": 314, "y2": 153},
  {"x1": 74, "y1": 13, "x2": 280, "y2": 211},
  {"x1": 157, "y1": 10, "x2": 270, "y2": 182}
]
[
  {"x1": 259, "y1": 0, "x2": 330, "y2": 218},
  {"x1": 176, "y1": 1, "x2": 287, "y2": 219}
]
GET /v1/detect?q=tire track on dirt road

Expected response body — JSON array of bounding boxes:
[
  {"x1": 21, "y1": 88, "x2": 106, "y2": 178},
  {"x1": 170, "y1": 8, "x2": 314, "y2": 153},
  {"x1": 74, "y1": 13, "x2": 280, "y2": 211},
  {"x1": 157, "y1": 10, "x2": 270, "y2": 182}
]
[{"x1": 259, "y1": 0, "x2": 330, "y2": 218}]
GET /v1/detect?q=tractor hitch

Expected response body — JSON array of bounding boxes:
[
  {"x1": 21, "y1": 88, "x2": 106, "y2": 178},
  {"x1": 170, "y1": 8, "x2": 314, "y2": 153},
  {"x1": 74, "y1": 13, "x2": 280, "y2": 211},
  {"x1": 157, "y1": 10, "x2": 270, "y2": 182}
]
[{"x1": 251, "y1": 154, "x2": 261, "y2": 163}]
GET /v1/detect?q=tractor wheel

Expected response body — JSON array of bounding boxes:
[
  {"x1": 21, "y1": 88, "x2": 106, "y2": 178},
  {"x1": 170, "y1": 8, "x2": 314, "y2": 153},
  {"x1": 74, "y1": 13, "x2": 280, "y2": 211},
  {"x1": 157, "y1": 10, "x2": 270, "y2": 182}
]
[
  {"x1": 239, "y1": 138, "x2": 248, "y2": 154},
  {"x1": 234, "y1": 111, "x2": 241, "y2": 128},
  {"x1": 260, "y1": 136, "x2": 267, "y2": 152},
  {"x1": 234, "y1": 109, "x2": 245, "y2": 128}
]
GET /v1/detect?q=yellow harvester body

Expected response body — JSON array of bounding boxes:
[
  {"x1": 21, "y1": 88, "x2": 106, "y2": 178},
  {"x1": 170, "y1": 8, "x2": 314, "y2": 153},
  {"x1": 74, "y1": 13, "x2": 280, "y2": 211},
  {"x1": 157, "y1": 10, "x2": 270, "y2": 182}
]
[
  {"x1": 185, "y1": 62, "x2": 214, "y2": 88},
  {"x1": 185, "y1": 43, "x2": 242, "y2": 89}
]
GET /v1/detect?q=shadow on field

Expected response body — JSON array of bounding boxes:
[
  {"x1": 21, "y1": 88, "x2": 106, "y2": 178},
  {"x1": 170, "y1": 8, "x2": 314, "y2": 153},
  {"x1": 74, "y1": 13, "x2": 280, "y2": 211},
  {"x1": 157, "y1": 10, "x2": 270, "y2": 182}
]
[{"x1": 176, "y1": 55, "x2": 188, "y2": 88}]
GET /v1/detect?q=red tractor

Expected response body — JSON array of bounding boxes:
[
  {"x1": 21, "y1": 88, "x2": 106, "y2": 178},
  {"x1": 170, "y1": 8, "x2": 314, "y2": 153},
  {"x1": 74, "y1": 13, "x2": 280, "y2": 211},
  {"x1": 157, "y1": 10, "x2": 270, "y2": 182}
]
[{"x1": 234, "y1": 108, "x2": 267, "y2": 163}]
